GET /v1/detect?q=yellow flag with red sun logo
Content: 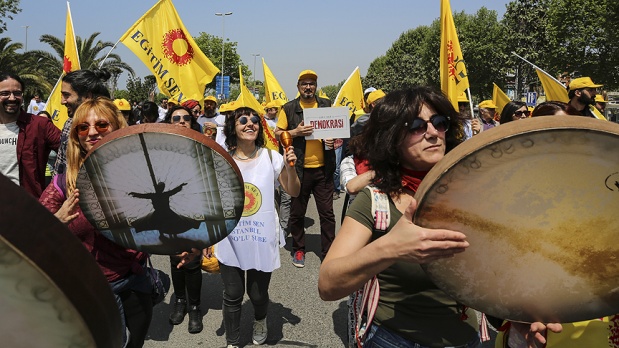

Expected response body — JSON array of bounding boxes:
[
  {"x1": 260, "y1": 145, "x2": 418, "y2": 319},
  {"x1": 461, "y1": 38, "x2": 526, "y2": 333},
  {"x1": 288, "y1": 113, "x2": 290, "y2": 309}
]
[
  {"x1": 440, "y1": 0, "x2": 470, "y2": 110},
  {"x1": 45, "y1": 1, "x2": 81, "y2": 129},
  {"x1": 120, "y1": 0, "x2": 219, "y2": 104}
]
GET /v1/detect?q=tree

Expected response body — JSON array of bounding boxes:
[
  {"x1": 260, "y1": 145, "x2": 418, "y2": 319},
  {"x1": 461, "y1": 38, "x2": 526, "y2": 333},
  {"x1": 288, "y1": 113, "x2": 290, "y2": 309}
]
[
  {"x1": 125, "y1": 75, "x2": 157, "y2": 103},
  {"x1": 33, "y1": 32, "x2": 135, "y2": 93},
  {"x1": 193, "y1": 32, "x2": 250, "y2": 91},
  {"x1": 0, "y1": 37, "x2": 52, "y2": 98},
  {"x1": 0, "y1": 0, "x2": 20, "y2": 34}
]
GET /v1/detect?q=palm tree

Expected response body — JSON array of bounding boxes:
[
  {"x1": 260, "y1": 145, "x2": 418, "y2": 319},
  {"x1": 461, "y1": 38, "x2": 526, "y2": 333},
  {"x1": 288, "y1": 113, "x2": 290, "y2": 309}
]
[
  {"x1": 35, "y1": 32, "x2": 135, "y2": 93},
  {"x1": 0, "y1": 37, "x2": 53, "y2": 97}
]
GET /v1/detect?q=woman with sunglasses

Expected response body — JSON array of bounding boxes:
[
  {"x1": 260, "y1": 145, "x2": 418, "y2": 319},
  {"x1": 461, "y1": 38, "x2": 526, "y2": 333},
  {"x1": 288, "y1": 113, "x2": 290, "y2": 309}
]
[
  {"x1": 39, "y1": 97, "x2": 155, "y2": 348},
  {"x1": 162, "y1": 103, "x2": 206, "y2": 334},
  {"x1": 318, "y1": 87, "x2": 561, "y2": 347},
  {"x1": 499, "y1": 101, "x2": 530, "y2": 124},
  {"x1": 217, "y1": 107, "x2": 300, "y2": 348}
]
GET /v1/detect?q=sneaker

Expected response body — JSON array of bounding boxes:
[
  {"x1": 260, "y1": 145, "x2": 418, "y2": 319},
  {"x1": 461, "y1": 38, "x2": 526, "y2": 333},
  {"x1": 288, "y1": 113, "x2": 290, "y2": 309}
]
[
  {"x1": 169, "y1": 298, "x2": 187, "y2": 325},
  {"x1": 252, "y1": 318, "x2": 268, "y2": 345},
  {"x1": 226, "y1": 345, "x2": 239, "y2": 348},
  {"x1": 333, "y1": 191, "x2": 340, "y2": 200},
  {"x1": 187, "y1": 305, "x2": 203, "y2": 334},
  {"x1": 292, "y1": 250, "x2": 305, "y2": 268}
]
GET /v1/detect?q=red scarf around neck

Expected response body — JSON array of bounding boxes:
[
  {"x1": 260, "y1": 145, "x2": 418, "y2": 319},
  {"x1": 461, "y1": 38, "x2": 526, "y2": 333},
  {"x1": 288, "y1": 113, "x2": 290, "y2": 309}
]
[{"x1": 400, "y1": 166, "x2": 428, "y2": 193}]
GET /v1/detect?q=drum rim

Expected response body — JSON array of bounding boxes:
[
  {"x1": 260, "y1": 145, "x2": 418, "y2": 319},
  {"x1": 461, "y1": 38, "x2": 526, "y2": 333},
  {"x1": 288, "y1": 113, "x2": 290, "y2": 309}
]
[{"x1": 0, "y1": 175, "x2": 122, "y2": 347}]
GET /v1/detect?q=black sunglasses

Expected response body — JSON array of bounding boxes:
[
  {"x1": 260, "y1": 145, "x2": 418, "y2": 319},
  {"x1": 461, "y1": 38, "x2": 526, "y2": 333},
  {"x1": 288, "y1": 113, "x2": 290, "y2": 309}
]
[
  {"x1": 172, "y1": 115, "x2": 192, "y2": 123},
  {"x1": 238, "y1": 115, "x2": 260, "y2": 125},
  {"x1": 405, "y1": 115, "x2": 450, "y2": 136},
  {"x1": 514, "y1": 110, "x2": 531, "y2": 117}
]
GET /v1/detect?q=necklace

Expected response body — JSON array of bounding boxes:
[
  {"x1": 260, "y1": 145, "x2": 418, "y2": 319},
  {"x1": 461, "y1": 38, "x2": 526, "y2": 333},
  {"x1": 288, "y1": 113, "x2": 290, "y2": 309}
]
[{"x1": 233, "y1": 147, "x2": 259, "y2": 160}]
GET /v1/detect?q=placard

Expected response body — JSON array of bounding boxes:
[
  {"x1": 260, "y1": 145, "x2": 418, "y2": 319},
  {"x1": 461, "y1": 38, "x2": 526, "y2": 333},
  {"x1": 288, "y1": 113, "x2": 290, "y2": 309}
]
[{"x1": 303, "y1": 106, "x2": 351, "y2": 140}]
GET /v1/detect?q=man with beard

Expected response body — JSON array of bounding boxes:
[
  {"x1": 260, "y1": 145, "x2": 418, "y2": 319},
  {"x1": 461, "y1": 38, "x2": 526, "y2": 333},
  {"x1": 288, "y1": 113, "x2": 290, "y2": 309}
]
[
  {"x1": 0, "y1": 73, "x2": 60, "y2": 197},
  {"x1": 197, "y1": 96, "x2": 224, "y2": 139},
  {"x1": 54, "y1": 68, "x2": 111, "y2": 175},
  {"x1": 275, "y1": 70, "x2": 335, "y2": 268},
  {"x1": 567, "y1": 77, "x2": 603, "y2": 118}
]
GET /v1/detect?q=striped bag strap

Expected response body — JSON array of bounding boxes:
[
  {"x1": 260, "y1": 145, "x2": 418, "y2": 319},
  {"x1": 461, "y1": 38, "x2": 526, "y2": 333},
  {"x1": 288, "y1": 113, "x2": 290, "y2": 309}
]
[{"x1": 354, "y1": 186, "x2": 390, "y2": 347}]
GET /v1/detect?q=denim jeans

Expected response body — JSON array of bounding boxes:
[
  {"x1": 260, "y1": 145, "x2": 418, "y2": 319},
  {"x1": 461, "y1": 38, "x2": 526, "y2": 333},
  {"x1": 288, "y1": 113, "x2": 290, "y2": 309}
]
[
  {"x1": 110, "y1": 269, "x2": 153, "y2": 348},
  {"x1": 364, "y1": 324, "x2": 481, "y2": 348}
]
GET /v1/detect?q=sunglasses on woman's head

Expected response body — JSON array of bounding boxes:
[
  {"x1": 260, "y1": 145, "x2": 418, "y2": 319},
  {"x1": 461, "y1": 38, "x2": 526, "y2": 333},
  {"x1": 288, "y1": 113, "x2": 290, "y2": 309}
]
[
  {"x1": 172, "y1": 114, "x2": 192, "y2": 123},
  {"x1": 405, "y1": 115, "x2": 450, "y2": 136},
  {"x1": 238, "y1": 115, "x2": 260, "y2": 125},
  {"x1": 76, "y1": 121, "x2": 110, "y2": 136}
]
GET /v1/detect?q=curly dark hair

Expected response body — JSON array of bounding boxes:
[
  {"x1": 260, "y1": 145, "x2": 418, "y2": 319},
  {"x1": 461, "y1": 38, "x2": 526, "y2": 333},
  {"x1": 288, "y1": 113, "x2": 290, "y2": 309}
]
[
  {"x1": 164, "y1": 105, "x2": 200, "y2": 132},
  {"x1": 223, "y1": 107, "x2": 264, "y2": 150},
  {"x1": 359, "y1": 86, "x2": 464, "y2": 196}
]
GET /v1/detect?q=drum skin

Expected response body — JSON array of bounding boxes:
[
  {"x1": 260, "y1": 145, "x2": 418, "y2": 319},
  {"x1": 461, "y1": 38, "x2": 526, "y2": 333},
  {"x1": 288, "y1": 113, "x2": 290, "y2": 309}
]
[
  {"x1": 76, "y1": 124, "x2": 244, "y2": 255},
  {"x1": 414, "y1": 116, "x2": 619, "y2": 323},
  {"x1": 0, "y1": 174, "x2": 122, "y2": 348}
]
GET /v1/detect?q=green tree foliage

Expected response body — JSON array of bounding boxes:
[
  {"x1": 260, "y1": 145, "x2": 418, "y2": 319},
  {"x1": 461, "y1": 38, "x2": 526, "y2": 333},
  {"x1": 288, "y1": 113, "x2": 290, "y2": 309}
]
[
  {"x1": 125, "y1": 75, "x2": 157, "y2": 103},
  {"x1": 193, "y1": 32, "x2": 250, "y2": 90},
  {"x1": 0, "y1": 37, "x2": 52, "y2": 98},
  {"x1": 320, "y1": 84, "x2": 341, "y2": 102},
  {"x1": 0, "y1": 0, "x2": 20, "y2": 34}
]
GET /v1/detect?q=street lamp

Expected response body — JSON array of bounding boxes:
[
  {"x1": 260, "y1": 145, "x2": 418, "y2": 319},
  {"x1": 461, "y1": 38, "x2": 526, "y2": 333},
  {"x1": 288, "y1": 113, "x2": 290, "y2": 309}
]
[
  {"x1": 252, "y1": 53, "x2": 260, "y2": 95},
  {"x1": 22, "y1": 25, "x2": 30, "y2": 51},
  {"x1": 215, "y1": 12, "x2": 233, "y2": 100}
]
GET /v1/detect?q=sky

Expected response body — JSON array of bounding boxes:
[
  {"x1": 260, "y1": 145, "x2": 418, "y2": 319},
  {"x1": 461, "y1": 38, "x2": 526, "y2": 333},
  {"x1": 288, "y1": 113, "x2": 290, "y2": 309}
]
[{"x1": 3, "y1": 0, "x2": 511, "y2": 98}]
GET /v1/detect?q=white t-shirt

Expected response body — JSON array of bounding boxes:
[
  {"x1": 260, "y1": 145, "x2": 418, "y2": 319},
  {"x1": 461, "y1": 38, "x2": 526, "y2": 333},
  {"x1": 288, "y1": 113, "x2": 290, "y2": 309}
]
[
  {"x1": 0, "y1": 122, "x2": 20, "y2": 185},
  {"x1": 27, "y1": 100, "x2": 46, "y2": 114},
  {"x1": 215, "y1": 148, "x2": 285, "y2": 272}
]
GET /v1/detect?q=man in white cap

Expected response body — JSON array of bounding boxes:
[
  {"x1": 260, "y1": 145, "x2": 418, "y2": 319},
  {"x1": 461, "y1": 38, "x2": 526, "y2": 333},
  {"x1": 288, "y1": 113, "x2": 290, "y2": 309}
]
[
  {"x1": 568, "y1": 77, "x2": 603, "y2": 118},
  {"x1": 275, "y1": 69, "x2": 335, "y2": 268}
]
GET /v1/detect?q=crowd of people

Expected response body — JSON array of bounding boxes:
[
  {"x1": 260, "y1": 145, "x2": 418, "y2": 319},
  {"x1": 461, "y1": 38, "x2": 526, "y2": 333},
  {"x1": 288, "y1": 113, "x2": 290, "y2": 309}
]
[{"x1": 0, "y1": 66, "x2": 613, "y2": 348}]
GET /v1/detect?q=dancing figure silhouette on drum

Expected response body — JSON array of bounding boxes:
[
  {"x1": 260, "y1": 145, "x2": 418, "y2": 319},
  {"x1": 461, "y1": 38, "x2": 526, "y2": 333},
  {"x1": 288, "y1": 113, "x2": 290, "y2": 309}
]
[{"x1": 129, "y1": 181, "x2": 200, "y2": 236}]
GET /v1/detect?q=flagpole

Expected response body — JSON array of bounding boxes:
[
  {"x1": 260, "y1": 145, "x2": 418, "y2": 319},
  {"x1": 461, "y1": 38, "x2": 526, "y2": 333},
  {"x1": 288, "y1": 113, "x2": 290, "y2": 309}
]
[
  {"x1": 465, "y1": 87, "x2": 476, "y2": 120},
  {"x1": 45, "y1": 75, "x2": 63, "y2": 106},
  {"x1": 98, "y1": 39, "x2": 121, "y2": 69},
  {"x1": 511, "y1": 51, "x2": 565, "y2": 86}
]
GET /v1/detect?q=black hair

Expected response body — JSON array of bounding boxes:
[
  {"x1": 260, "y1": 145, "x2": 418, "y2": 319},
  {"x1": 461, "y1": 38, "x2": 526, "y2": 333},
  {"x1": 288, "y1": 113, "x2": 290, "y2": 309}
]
[
  {"x1": 164, "y1": 105, "x2": 200, "y2": 132},
  {"x1": 140, "y1": 101, "x2": 159, "y2": 123},
  {"x1": 62, "y1": 68, "x2": 111, "y2": 99},
  {"x1": 499, "y1": 101, "x2": 527, "y2": 124},
  {"x1": 0, "y1": 72, "x2": 25, "y2": 91},
  {"x1": 223, "y1": 107, "x2": 264, "y2": 150}
]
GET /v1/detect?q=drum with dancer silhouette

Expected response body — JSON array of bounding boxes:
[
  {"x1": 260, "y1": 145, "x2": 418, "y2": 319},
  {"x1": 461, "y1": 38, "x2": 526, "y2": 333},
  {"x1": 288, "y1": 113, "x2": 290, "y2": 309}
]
[{"x1": 75, "y1": 123, "x2": 244, "y2": 255}]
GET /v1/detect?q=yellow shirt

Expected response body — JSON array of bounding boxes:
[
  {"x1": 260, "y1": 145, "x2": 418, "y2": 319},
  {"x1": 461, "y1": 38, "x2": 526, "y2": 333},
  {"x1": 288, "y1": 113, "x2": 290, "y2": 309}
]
[{"x1": 276, "y1": 100, "x2": 325, "y2": 168}]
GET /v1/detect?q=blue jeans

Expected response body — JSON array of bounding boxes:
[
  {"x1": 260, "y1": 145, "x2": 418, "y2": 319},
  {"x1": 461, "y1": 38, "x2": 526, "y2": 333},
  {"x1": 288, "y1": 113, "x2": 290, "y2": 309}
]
[
  {"x1": 364, "y1": 324, "x2": 481, "y2": 348},
  {"x1": 334, "y1": 146, "x2": 343, "y2": 191}
]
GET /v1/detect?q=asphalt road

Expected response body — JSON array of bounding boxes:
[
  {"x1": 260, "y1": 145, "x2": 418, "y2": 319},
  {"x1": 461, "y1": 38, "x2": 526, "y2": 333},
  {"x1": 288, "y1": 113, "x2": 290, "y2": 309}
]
[
  {"x1": 144, "y1": 194, "x2": 497, "y2": 348},
  {"x1": 144, "y1": 195, "x2": 348, "y2": 348}
]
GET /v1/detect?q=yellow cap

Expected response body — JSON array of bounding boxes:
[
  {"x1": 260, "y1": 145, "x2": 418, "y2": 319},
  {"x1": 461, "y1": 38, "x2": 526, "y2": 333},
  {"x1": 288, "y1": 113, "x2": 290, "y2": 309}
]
[
  {"x1": 265, "y1": 101, "x2": 280, "y2": 109},
  {"x1": 113, "y1": 98, "x2": 131, "y2": 111},
  {"x1": 457, "y1": 92, "x2": 469, "y2": 103},
  {"x1": 204, "y1": 95, "x2": 218, "y2": 103},
  {"x1": 478, "y1": 100, "x2": 497, "y2": 109},
  {"x1": 595, "y1": 94, "x2": 608, "y2": 103},
  {"x1": 569, "y1": 77, "x2": 603, "y2": 91},
  {"x1": 366, "y1": 90, "x2": 386, "y2": 105},
  {"x1": 298, "y1": 69, "x2": 317, "y2": 81}
]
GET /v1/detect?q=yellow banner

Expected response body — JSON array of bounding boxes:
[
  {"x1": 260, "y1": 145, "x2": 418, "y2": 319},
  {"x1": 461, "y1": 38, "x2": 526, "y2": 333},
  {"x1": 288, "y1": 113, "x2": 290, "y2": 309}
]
[
  {"x1": 333, "y1": 67, "x2": 364, "y2": 116},
  {"x1": 440, "y1": 0, "x2": 470, "y2": 110},
  {"x1": 238, "y1": 66, "x2": 278, "y2": 150},
  {"x1": 45, "y1": 1, "x2": 81, "y2": 129},
  {"x1": 492, "y1": 83, "x2": 511, "y2": 115},
  {"x1": 535, "y1": 68, "x2": 568, "y2": 103},
  {"x1": 119, "y1": 0, "x2": 219, "y2": 104},
  {"x1": 262, "y1": 58, "x2": 288, "y2": 105}
]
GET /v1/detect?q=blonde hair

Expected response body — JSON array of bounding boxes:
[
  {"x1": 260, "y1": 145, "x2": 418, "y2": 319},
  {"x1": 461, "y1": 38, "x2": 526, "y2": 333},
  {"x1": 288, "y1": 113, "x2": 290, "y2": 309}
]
[{"x1": 66, "y1": 97, "x2": 127, "y2": 194}]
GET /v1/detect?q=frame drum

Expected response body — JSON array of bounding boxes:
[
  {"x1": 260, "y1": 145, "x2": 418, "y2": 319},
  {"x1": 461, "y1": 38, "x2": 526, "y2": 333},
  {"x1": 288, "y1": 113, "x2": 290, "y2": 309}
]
[
  {"x1": 76, "y1": 124, "x2": 244, "y2": 255},
  {"x1": 0, "y1": 174, "x2": 121, "y2": 348},
  {"x1": 414, "y1": 116, "x2": 619, "y2": 323}
]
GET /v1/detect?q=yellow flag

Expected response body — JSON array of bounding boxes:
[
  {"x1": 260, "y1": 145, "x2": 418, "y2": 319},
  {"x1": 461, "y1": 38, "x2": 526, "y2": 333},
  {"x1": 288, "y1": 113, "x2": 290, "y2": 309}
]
[
  {"x1": 238, "y1": 66, "x2": 278, "y2": 150},
  {"x1": 120, "y1": 0, "x2": 219, "y2": 104},
  {"x1": 333, "y1": 67, "x2": 364, "y2": 116},
  {"x1": 262, "y1": 58, "x2": 288, "y2": 105},
  {"x1": 492, "y1": 83, "x2": 511, "y2": 115},
  {"x1": 45, "y1": 1, "x2": 81, "y2": 129},
  {"x1": 535, "y1": 68, "x2": 569, "y2": 103},
  {"x1": 440, "y1": 0, "x2": 470, "y2": 110}
]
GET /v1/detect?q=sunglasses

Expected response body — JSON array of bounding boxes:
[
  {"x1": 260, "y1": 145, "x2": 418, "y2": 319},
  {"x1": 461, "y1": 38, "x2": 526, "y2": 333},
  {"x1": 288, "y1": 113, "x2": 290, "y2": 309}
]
[
  {"x1": 514, "y1": 110, "x2": 531, "y2": 117},
  {"x1": 76, "y1": 121, "x2": 111, "y2": 136},
  {"x1": 238, "y1": 115, "x2": 260, "y2": 125},
  {"x1": 405, "y1": 115, "x2": 450, "y2": 136},
  {"x1": 172, "y1": 114, "x2": 192, "y2": 123}
]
